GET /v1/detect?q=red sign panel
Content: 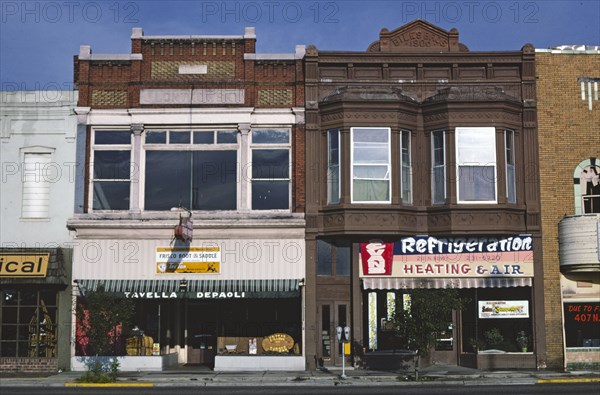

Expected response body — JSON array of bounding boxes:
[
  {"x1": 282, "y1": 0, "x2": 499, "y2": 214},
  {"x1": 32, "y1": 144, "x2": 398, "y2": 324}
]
[{"x1": 361, "y1": 243, "x2": 394, "y2": 275}]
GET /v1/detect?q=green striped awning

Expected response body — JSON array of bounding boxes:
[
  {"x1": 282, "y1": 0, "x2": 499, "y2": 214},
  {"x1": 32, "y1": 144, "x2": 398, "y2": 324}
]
[{"x1": 76, "y1": 279, "x2": 299, "y2": 297}]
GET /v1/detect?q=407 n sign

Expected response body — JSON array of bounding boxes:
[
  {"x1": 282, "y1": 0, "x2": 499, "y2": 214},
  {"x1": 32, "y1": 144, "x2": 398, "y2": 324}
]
[{"x1": 565, "y1": 303, "x2": 600, "y2": 323}]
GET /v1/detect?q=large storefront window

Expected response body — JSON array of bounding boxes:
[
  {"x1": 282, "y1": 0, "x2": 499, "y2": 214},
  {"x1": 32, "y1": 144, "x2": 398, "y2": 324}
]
[
  {"x1": 563, "y1": 302, "x2": 600, "y2": 347},
  {"x1": 0, "y1": 289, "x2": 58, "y2": 357}
]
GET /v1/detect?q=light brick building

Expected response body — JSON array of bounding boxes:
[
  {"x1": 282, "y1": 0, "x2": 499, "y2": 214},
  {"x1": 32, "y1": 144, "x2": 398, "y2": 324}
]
[{"x1": 536, "y1": 46, "x2": 600, "y2": 370}]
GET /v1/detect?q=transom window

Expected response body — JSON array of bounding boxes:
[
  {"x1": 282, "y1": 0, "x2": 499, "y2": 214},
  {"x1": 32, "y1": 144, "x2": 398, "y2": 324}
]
[{"x1": 351, "y1": 127, "x2": 391, "y2": 203}]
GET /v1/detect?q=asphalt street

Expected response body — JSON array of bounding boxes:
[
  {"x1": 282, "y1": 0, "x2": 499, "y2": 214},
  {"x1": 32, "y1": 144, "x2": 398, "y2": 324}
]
[{"x1": 1, "y1": 383, "x2": 600, "y2": 395}]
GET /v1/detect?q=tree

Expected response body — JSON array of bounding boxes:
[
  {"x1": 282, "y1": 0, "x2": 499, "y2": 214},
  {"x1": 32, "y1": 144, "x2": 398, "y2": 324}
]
[
  {"x1": 76, "y1": 286, "x2": 135, "y2": 356},
  {"x1": 392, "y1": 286, "x2": 465, "y2": 358}
]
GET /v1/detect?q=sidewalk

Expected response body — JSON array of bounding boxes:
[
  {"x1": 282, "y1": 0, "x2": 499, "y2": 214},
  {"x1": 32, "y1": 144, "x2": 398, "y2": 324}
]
[{"x1": 1, "y1": 364, "x2": 599, "y2": 387}]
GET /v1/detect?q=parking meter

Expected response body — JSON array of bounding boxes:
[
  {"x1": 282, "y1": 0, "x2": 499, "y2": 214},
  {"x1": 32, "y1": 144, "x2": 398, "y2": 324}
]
[
  {"x1": 344, "y1": 326, "x2": 351, "y2": 342},
  {"x1": 336, "y1": 326, "x2": 343, "y2": 343}
]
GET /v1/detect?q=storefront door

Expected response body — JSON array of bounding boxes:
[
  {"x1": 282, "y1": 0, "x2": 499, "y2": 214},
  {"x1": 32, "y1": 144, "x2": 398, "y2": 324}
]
[
  {"x1": 318, "y1": 302, "x2": 349, "y2": 366},
  {"x1": 186, "y1": 302, "x2": 217, "y2": 366},
  {"x1": 430, "y1": 310, "x2": 459, "y2": 365}
]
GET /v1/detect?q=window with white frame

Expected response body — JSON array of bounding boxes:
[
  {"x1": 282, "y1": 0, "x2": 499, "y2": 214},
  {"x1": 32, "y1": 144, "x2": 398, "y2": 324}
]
[
  {"x1": 401, "y1": 130, "x2": 412, "y2": 205},
  {"x1": 431, "y1": 130, "x2": 445, "y2": 205},
  {"x1": 505, "y1": 130, "x2": 516, "y2": 204},
  {"x1": 351, "y1": 127, "x2": 391, "y2": 203},
  {"x1": 91, "y1": 130, "x2": 132, "y2": 210},
  {"x1": 21, "y1": 152, "x2": 53, "y2": 218},
  {"x1": 577, "y1": 160, "x2": 600, "y2": 214},
  {"x1": 327, "y1": 129, "x2": 340, "y2": 204},
  {"x1": 143, "y1": 129, "x2": 238, "y2": 211},
  {"x1": 251, "y1": 129, "x2": 291, "y2": 210},
  {"x1": 456, "y1": 127, "x2": 497, "y2": 203}
]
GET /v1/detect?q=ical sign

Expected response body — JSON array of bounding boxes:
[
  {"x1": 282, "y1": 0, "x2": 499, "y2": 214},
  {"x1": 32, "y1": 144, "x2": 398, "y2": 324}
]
[{"x1": 0, "y1": 253, "x2": 49, "y2": 278}]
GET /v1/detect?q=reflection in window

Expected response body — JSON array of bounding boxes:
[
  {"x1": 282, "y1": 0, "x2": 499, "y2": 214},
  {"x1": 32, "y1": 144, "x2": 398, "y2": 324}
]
[
  {"x1": 327, "y1": 130, "x2": 340, "y2": 204},
  {"x1": 0, "y1": 289, "x2": 58, "y2": 358},
  {"x1": 431, "y1": 131, "x2": 446, "y2": 205},
  {"x1": 251, "y1": 130, "x2": 290, "y2": 210},
  {"x1": 580, "y1": 164, "x2": 600, "y2": 213},
  {"x1": 92, "y1": 150, "x2": 131, "y2": 210},
  {"x1": 505, "y1": 130, "x2": 516, "y2": 203},
  {"x1": 401, "y1": 130, "x2": 412, "y2": 205},
  {"x1": 456, "y1": 127, "x2": 497, "y2": 203},
  {"x1": 351, "y1": 127, "x2": 391, "y2": 203},
  {"x1": 145, "y1": 151, "x2": 237, "y2": 210}
]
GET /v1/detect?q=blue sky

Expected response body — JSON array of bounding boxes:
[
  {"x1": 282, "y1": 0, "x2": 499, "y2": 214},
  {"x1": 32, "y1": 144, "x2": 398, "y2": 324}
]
[{"x1": 1, "y1": 0, "x2": 599, "y2": 88}]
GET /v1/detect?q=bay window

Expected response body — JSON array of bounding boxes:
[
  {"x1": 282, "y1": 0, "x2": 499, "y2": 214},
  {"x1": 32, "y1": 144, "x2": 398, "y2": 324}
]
[
  {"x1": 431, "y1": 130, "x2": 445, "y2": 205},
  {"x1": 456, "y1": 127, "x2": 497, "y2": 203},
  {"x1": 351, "y1": 127, "x2": 391, "y2": 203},
  {"x1": 327, "y1": 129, "x2": 340, "y2": 204},
  {"x1": 505, "y1": 130, "x2": 516, "y2": 204},
  {"x1": 401, "y1": 130, "x2": 412, "y2": 205}
]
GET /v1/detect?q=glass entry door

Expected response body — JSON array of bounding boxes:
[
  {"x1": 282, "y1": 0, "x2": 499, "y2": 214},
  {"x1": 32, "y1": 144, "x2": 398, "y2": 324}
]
[{"x1": 318, "y1": 302, "x2": 349, "y2": 366}]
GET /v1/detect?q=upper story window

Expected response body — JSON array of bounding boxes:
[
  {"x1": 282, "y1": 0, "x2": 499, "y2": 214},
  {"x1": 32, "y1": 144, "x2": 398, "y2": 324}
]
[
  {"x1": 21, "y1": 150, "x2": 55, "y2": 219},
  {"x1": 317, "y1": 239, "x2": 351, "y2": 276},
  {"x1": 144, "y1": 130, "x2": 237, "y2": 211},
  {"x1": 431, "y1": 130, "x2": 446, "y2": 205},
  {"x1": 251, "y1": 129, "x2": 291, "y2": 210},
  {"x1": 327, "y1": 129, "x2": 340, "y2": 204},
  {"x1": 91, "y1": 130, "x2": 132, "y2": 211},
  {"x1": 89, "y1": 127, "x2": 291, "y2": 212},
  {"x1": 505, "y1": 130, "x2": 516, "y2": 204},
  {"x1": 574, "y1": 158, "x2": 600, "y2": 214},
  {"x1": 400, "y1": 130, "x2": 412, "y2": 205},
  {"x1": 456, "y1": 127, "x2": 497, "y2": 204},
  {"x1": 351, "y1": 127, "x2": 391, "y2": 203}
]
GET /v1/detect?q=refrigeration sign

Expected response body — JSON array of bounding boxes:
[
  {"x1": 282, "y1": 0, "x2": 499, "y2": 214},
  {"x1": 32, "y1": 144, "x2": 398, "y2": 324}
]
[{"x1": 360, "y1": 236, "x2": 533, "y2": 278}]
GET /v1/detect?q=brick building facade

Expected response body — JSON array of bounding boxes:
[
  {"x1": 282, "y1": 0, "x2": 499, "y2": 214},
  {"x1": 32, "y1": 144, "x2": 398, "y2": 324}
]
[
  {"x1": 536, "y1": 47, "x2": 600, "y2": 370},
  {"x1": 69, "y1": 27, "x2": 307, "y2": 371},
  {"x1": 304, "y1": 20, "x2": 544, "y2": 370}
]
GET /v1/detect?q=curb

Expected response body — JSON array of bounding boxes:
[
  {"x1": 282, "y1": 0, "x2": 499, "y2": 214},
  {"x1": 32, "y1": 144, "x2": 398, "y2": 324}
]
[
  {"x1": 65, "y1": 382, "x2": 154, "y2": 387},
  {"x1": 537, "y1": 378, "x2": 600, "y2": 384}
]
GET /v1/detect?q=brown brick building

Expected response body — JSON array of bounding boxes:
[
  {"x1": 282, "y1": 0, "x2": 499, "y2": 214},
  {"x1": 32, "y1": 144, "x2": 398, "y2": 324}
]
[
  {"x1": 68, "y1": 27, "x2": 308, "y2": 371},
  {"x1": 304, "y1": 20, "x2": 544, "y2": 370},
  {"x1": 536, "y1": 47, "x2": 600, "y2": 370}
]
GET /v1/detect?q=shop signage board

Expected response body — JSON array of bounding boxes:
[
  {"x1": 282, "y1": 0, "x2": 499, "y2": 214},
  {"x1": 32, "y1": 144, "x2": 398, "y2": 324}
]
[
  {"x1": 123, "y1": 291, "x2": 246, "y2": 299},
  {"x1": 0, "y1": 253, "x2": 50, "y2": 278},
  {"x1": 478, "y1": 300, "x2": 529, "y2": 318},
  {"x1": 156, "y1": 247, "x2": 220, "y2": 274},
  {"x1": 360, "y1": 236, "x2": 534, "y2": 278}
]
